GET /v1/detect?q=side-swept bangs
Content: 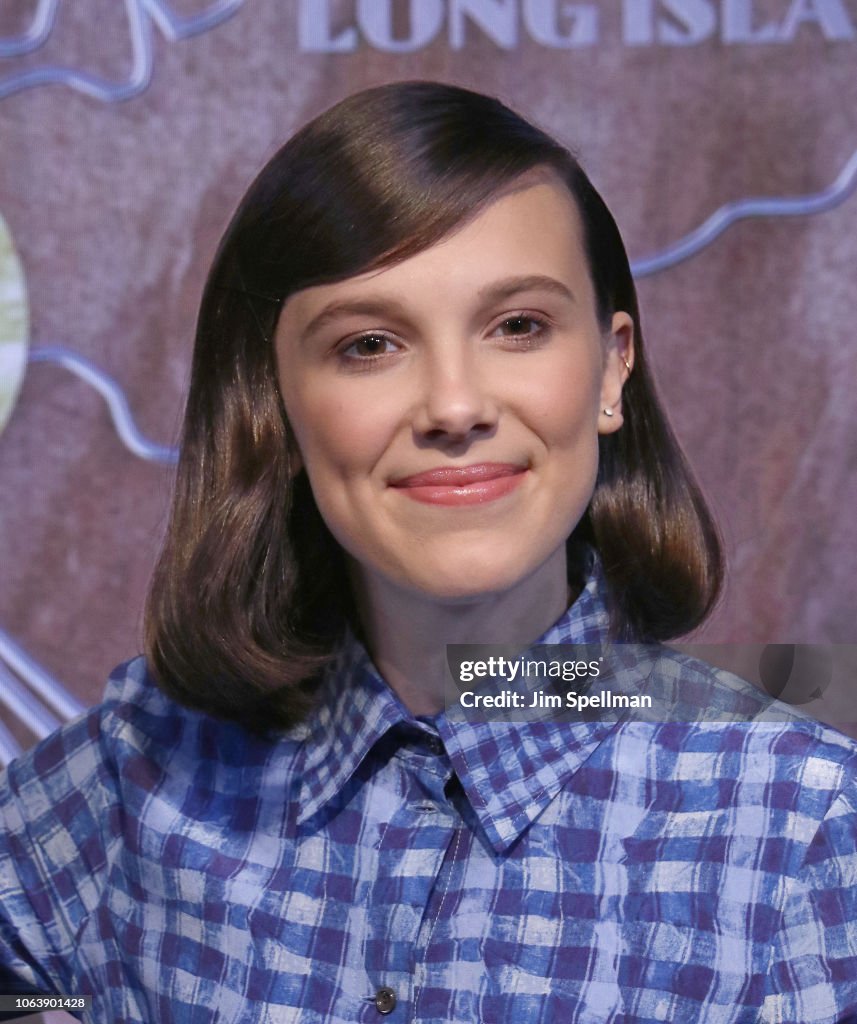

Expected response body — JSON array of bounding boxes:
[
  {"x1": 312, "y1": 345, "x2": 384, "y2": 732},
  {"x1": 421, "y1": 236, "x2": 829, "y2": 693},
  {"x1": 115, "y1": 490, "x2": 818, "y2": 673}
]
[{"x1": 145, "y1": 81, "x2": 722, "y2": 734}]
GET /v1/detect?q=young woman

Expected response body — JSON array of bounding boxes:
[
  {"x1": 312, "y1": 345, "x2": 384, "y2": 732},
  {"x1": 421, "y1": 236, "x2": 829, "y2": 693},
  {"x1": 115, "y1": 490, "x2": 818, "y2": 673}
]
[{"x1": 1, "y1": 82, "x2": 855, "y2": 1024}]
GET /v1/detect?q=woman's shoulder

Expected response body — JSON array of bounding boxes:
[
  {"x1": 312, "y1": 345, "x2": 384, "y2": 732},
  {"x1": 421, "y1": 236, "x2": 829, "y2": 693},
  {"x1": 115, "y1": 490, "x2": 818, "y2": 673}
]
[
  {"x1": 638, "y1": 643, "x2": 855, "y2": 753},
  {"x1": 1, "y1": 655, "x2": 307, "y2": 829},
  {"x1": 1, "y1": 656, "x2": 148, "y2": 811},
  {"x1": 610, "y1": 643, "x2": 857, "y2": 832},
  {"x1": 3, "y1": 656, "x2": 196, "y2": 797}
]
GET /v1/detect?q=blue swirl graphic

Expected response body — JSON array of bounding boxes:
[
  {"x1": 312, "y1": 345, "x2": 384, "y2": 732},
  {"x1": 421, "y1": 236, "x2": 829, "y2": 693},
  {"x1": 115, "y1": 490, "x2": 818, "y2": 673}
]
[
  {"x1": 0, "y1": 0, "x2": 244, "y2": 101},
  {"x1": 0, "y1": 0, "x2": 59, "y2": 57},
  {"x1": 28, "y1": 346, "x2": 179, "y2": 463},
  {"x1": 631, "y1": 146, "x2": 857, "y2": 276}
]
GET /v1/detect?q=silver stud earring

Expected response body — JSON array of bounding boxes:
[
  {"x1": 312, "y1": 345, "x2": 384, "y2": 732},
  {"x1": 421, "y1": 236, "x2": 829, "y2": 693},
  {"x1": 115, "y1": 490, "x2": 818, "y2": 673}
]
[{"x1": 603, "y1": 407, "x2": 614, "y2": 417}]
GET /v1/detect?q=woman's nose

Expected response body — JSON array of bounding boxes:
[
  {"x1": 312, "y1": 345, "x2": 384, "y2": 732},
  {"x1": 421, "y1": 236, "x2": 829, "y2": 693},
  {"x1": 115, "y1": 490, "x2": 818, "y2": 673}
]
[{"x1": 412, "y1": 350, "x2": 499, "y2": 442}]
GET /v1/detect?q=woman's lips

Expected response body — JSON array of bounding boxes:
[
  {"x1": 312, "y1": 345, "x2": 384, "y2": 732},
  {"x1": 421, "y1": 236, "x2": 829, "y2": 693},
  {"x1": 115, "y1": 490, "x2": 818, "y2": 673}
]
[{"x1": 389, "y1": 463, "x2": 528, "y2": 506}]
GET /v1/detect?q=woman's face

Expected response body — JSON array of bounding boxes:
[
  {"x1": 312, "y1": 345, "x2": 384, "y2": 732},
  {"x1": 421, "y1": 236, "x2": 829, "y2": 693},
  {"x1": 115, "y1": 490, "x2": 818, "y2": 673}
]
[{"x1": 275, "y1": 174, "x2": 632, "y2": 605}]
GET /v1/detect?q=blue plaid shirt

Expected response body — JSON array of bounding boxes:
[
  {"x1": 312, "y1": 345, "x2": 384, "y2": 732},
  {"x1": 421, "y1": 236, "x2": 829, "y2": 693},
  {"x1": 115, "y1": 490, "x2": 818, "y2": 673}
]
[{"x1": 2, "y1": 567, "x2": 856, "y2": 1023}]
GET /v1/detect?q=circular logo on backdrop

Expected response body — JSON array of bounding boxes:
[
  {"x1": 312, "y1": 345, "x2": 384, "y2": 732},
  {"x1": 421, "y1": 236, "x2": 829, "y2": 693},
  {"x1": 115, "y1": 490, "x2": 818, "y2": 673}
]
[
  {"x1": 758, "y1": 644, "x2": 834, "y2": 705},
  {"x1": 0, "y1": 211, "x2": 29, "y2": 436}
]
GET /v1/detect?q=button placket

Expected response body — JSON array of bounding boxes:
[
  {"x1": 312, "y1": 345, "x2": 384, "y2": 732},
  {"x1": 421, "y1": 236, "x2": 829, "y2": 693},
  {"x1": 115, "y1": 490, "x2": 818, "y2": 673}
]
[{"x1": 364, "y1": 737, "x2": 453, "y2": 1022}]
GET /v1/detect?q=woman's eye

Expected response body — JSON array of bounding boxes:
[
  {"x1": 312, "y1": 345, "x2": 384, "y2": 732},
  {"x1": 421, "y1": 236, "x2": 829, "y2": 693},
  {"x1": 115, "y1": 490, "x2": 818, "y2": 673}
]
[
  {"x1": 341, "y1": 333, "x2": 398, "y2": 360},
  {"x1": 493, "y1": 315, "x2": 548, "y2": 342}
]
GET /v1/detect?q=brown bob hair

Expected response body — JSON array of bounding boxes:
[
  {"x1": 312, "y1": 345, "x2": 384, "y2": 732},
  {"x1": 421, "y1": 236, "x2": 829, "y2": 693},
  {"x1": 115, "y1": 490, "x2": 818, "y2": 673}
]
[{"x1": 145, "y1": 81, "x2": 723, "y2": 735}]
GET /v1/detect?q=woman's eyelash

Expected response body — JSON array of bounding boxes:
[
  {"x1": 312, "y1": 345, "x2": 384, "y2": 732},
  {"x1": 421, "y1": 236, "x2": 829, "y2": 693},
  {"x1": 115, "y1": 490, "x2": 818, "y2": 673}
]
[
  {"x1": 497, "y1": 314, "x2": 544, "y2": 331},
  {"x1": 336, "y1": 313, "x2": 550, "y2": 364},
  {"x1": 339, "y1": 333, "x2": 399, "y2": 360},
  {"x1": 493, "y1": 313, "x2": 551, "y2": 341}
]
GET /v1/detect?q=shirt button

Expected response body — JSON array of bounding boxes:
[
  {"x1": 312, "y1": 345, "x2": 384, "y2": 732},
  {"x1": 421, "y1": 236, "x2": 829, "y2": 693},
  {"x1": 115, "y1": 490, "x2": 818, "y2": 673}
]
[
  {"x1": 425, "y1": 736, "x2": 443, "y2": 755},
  {"x1": 374, "y1": 987, "x2": 397, "y2": 1014}
]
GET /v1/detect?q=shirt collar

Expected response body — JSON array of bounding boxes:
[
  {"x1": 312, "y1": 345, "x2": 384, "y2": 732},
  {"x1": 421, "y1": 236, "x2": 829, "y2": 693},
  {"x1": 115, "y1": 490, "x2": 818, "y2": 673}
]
[{"x1": 296, "y1": 557, "x2": 624, "y2": 853}]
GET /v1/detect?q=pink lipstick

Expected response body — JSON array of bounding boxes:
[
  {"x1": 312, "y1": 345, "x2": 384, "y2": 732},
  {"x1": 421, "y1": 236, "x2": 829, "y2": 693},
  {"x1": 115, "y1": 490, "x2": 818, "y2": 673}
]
[{"x1": 389, "y1": 462, "x2": 527, "y2": 506}]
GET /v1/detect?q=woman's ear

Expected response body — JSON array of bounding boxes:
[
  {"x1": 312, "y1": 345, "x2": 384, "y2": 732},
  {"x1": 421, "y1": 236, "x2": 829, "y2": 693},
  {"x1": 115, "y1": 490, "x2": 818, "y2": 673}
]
[{"x1": 598, "y1": 311, "x2": 635, "y2": 434}]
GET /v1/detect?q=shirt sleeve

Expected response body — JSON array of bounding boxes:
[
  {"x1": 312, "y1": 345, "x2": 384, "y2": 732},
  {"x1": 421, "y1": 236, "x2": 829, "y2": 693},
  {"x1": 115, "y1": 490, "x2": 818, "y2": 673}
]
[
  {"x1": 0, "y1": 706, "x2": 116, "y2": 1003},
  {"x1": 762, "y1": 777, "x2": 857, "y2": 1023}
]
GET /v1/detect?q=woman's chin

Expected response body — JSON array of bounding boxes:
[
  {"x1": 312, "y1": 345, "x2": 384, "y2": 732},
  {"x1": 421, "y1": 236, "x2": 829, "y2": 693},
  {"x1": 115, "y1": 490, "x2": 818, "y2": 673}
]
[{"x1": 390, "y1": 555, "x2": 557, "y2": 606}]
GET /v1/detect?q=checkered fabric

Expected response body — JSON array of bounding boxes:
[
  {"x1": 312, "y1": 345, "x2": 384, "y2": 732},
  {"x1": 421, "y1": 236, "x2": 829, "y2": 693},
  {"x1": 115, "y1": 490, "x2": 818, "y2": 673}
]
[{"x1": 1, "y1": 567, "x2": 856, "y2": 1022}]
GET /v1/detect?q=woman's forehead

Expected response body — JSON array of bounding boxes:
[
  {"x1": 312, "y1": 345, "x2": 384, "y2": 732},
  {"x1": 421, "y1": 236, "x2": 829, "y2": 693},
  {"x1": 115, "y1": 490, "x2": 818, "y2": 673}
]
[{"x1": 278, "y1": 176, "x2": 590, "y2": 329}]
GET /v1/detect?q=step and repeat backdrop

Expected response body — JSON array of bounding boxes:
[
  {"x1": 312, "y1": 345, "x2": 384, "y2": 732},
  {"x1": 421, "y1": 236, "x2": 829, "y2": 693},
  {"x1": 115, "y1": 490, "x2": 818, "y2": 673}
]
[{"x1": 2, "y1": 0, "x2": 857, "y2": 764}]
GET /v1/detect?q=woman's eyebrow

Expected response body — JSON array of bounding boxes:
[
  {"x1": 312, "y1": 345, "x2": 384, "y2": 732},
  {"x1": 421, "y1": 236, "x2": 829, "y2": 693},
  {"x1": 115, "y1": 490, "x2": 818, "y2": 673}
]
[
  {"x1": 298, "y1": 274, "x2": 576, "y2": 340},
  {"x1": 299, "y1": 298, "x2": 407, "y2": 340},
  {"x1": 476, "y1": 274, "x2": 577, "y2": 307}
]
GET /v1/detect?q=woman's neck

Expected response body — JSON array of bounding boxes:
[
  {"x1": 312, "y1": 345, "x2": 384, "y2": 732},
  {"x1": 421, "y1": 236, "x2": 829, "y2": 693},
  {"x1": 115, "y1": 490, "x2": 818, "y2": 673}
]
[{"x1": 348, "y1": 551, "x2": 573, "y2": 716}]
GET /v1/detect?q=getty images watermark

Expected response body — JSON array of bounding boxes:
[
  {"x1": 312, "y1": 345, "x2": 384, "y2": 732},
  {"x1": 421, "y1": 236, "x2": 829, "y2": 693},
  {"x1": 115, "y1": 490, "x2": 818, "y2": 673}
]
[
  {"x1": 454, "y1": 652, "x2": 645, "y2": 712},
  {"x1": 444, "y1": 643, "x2": 855, "y2": 727}
]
